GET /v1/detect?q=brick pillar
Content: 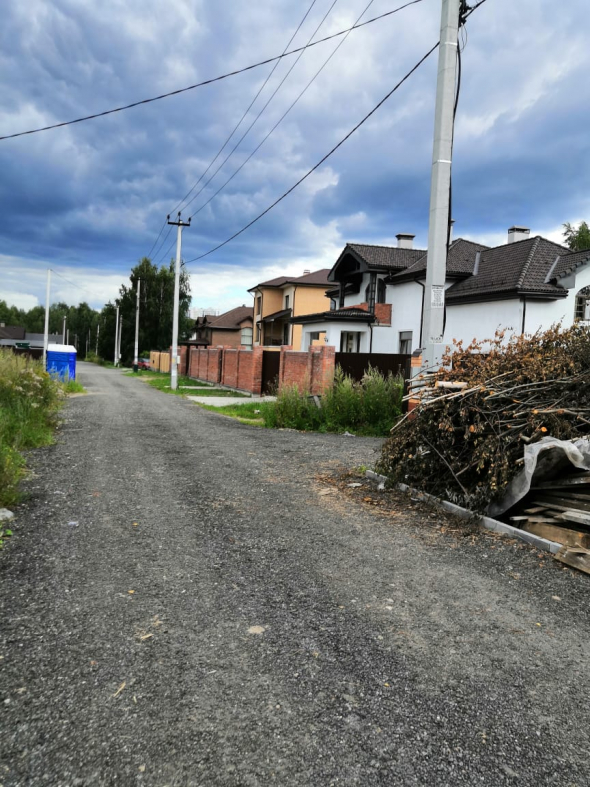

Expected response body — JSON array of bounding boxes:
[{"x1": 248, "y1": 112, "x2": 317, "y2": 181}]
[
  {"x1": 319, "y1": 345, "x2": 335, "y2": 393},
  {"x1": 251, "y1": 346, "x2": 264, "y2": 396},
  {"x1": 408, "y1": 350, "x2": 423, "y2": 416}
]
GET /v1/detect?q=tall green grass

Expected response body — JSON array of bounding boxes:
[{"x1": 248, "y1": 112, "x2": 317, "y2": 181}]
[
  {"x1": 261, "y1": 366, "x2": 403, "y2": 436},
  {"x1": 0, "y1": 351, "x2": 63, "y2": 507}
]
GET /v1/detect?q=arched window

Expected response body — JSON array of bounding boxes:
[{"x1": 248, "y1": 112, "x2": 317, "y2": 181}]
[{"x1": 575, "y1": 286, "x2": 590, "y2": 322}]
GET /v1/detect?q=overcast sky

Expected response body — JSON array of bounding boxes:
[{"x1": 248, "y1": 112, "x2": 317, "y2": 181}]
[{"x1": 1, "y1": 0, "x2": 588, "y2": 314}]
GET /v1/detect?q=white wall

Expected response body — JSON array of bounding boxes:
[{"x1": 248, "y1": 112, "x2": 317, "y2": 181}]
[
  {"x1": 444, "y1": 299, "x2": 523, "y2": 347},
  {"x1": 388, "y1": 281, "x2": 423, "y2": 353},
  {"x1": 524, "y1": 265, "x2": 590, "y2": 332},
  {"x1": 301, "y1": 321, "x2": 371, "y2": 353},
  {"x1": 444, "y1": 264, "x2": 590, "y2": 347}
]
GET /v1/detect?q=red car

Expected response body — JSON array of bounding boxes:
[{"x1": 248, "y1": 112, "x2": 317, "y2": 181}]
[{"x1": 137, "y1": 358, "x2": 151, "y2": 370}]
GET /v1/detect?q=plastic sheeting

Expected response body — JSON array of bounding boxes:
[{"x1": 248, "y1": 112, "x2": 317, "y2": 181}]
[{"x1": 488, "y1": 437, "x2": 590, "y2": 517}]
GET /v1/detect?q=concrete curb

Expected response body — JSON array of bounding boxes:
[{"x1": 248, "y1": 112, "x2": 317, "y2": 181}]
[{"x1": 365, "y1": 470, "x2": 561, "y2": 555}]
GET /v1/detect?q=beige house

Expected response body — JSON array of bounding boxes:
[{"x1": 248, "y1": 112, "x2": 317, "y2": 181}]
[{"x1": 248, "y1": 269, "x2": 332, "y2": 349}]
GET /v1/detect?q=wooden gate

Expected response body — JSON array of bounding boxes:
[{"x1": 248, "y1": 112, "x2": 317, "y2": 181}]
[{"x1": 261, "y1": 350, "x2": 280, "y2": 394}]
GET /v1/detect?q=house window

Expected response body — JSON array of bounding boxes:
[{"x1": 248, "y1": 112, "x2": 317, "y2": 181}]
[
  {"x1": 575, "y1": 286, "x2": 590, "y2": 322},
  {"x1": 255, "y1": 323, "x2": 261, "y2": 342},
  {"x1": 309, "y1": 332, "x2": 320, "y2": 341},
  {"x1": 285, "y1": 294, "x2": 290, "y2": 309},
  {"x1": 340, "y1": 331, "x2": 361, "y2": 353},
  {"x1": 255, "y1": 296, "x2": 261, "y2": 316},
  {"x1": 399, "y1": 331, "x2": 413, "y2": 354},
  {"x1": 241, "y1": 326, "x2": 253, "y2": 348},
  {"x1": 377, "y1": 278, "x2": 386, "y2": 304},
  {"x1": 283, "y1": 323, "x2": 290, "y2": 345}
]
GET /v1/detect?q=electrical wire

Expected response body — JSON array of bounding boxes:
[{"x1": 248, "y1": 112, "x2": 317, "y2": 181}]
[
  {"x1": 186, "y1": 0, "x2": 378, "y2": 220},
  {"x1": 50, "y1": 268, "x2": 98, "y2": 303},
  {"x1": 463, "y1": 0, "x2": 488, "y2": 20},
  {"x1": 168, "y1": 0, "x2": 321, "y2": 217},
  {"x1": 0, "y1": 1, "x2": 425, "y2": 143},
  {"x1": 184, "y1": 41, "x2": 440, "y2": 266},
  {"x1": 179, "y1": 0, "x2": 344, "y2": 216},
  {"x1": 146, "y1": 0, "x2": 321, "y2": 261}
]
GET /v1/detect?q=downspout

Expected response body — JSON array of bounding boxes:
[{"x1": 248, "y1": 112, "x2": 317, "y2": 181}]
[
  {"x1": 521, "y1": 295, "x2": 527, "y2": 334},
  {"x1": 416, "y1": 279, "x2": 426, "y2": 347},
  {"x1": 369, "y1": 322, "x2": 373, "y2": 354}
]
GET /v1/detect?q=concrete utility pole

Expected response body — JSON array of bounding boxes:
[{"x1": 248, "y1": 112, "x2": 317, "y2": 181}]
[
  {"x1": 96, "y1": 322, "x2": 100, "y2": 355},
  {"x1": 62, "y1": 316, "x2": 67, "y2": 344},
  {"x1": 114, "y1": 305, "x2": 120, "y2": 366},
  {"x1": 167, "y1": 212, "x2": 191, "y2": 390},
  {"x1": 133, "y1": 278, "x2": 141, "y2": 372},
  {"x1": 118, "y1": 315, "x2": 123, "y2": 365},
  {"x1": 421, "y1": 0, "x2": 461, "y2": 371},
  {"x1": 43, "y1": 269, "x2": 51, "y2": 369}
]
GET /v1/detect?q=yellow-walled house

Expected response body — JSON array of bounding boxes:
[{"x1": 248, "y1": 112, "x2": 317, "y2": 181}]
[{"x1": 248, "y1": 269, "x2": 332, "y2": 349}]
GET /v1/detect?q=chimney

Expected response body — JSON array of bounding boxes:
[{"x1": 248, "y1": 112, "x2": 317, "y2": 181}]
[
  {"x1": 303, "y1": 269, "x2": 311, "y2": 275},
  {"x1": 396, "y1": 233, "x2": 415, "y2": 249},
  {"x1": 507, "y1": 226, "x2": 530, "y2": 244}
]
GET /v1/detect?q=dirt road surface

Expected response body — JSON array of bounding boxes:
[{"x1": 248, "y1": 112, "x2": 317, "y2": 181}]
[{"x1": 1, "y1": 363, "x2": 589, "y2": 786}]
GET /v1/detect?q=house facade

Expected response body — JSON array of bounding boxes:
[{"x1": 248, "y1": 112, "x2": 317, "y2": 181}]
[
  {"x1": 248, "y1": 269, "x2": 332, "y2": 349},
  {"x1": 191, "y1": 305, "x2": 253, "y2": 349},
  {"x1": 291, "y1": 228, "x2": 590, "y2": 352}
]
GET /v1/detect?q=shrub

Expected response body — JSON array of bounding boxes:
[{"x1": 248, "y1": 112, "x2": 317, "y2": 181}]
[
  {"x1": 0, "y1": 350, "x2": 63, "y2": 506},
  {"x1": 261, "y1": 366, "x2": 403, "y2": 436}
]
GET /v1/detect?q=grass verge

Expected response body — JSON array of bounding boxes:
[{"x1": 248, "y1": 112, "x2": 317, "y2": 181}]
[
  {"x1": 0, "y1": 351, "x2": 72, "y2": 511},
  {"x1": 126, "y1": 369, "x2": 212, "y2": 394},
  {"x1": 195, "y1": 402, "x2": 266, "y2": 426},
  {"x1": 193, "y1": 367, "x2": 403, "y2": 436}
]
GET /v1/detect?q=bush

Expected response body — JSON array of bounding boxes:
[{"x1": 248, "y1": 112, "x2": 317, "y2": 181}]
[
  {"x1": 0, "y1": 350, "x2": 63, "y2": 507},
  {"x1": 261, "y1": 366, "x2": 403, "y2": 436}
]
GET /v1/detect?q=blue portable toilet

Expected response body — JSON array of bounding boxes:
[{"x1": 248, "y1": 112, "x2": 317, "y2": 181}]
[{"x1": 47, "y1": 343, "x2": 77, "y2": 381}]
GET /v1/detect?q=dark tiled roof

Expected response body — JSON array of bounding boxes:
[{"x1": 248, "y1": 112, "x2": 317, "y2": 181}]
[
  {"x1": 446, "y1": 236, "x2": 570, "y2": 302},
  {"x1": 252, "y1": 268, "x2": 331, "y2": 289},
  {"x1": 550, "y1": 248, "x2": 590, "y2": 281},
  {"x1": 346, "y1": 243, "x2": 427, "y2": 272},
  {"x1": 392, "y1": 239, "x2": 489, "y2": 282},
  {"x1": 207, "y1": 305, "x2": 253, "y2": 330},
  {"x1": 0, "y1": 325, "x2": 25, "y2": 340},
  {"x1": 261, "y1": 308, "x2": 291, "y2": 323},
  {"x1": 290, "y1": 307, "x2": 375, "y2": 324}
]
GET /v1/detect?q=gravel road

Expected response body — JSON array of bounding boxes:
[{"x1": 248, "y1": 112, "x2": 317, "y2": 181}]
[{"x1": 1, "y1": 362, "x2": 589, "y2": 787}]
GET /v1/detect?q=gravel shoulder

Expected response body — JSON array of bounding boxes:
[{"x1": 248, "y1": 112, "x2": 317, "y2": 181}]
[{"x1": 1, "y1": 362, "x2": 589, "y2": 787}]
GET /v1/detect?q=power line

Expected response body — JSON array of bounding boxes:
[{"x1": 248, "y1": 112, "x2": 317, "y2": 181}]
[
  {"x1": 0, "y1": 1, "x2": 424, "y2": 143},
  {"x1": 176, "y1": 0, "x2": 342, "y2": 216},
  {"x1": 50, "y1": 268, "x2": 98, "y2": 303},
  {"x1": 184, "y1": 41, "x2": 440, "y2": 266},
  {"x1": 168, "y1": 0, "x2": 321, "y2": 217},
  {"x1": 187, "y1": 0, "x2": 379, "y2": 221}
]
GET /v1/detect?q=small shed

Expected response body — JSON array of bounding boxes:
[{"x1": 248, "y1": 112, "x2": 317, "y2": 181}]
[{"x1": 47, "y1": 343, "x2": 77, "y2": 381}]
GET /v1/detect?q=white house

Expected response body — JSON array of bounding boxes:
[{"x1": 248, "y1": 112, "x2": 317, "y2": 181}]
[{"x1": 291, "y1": 227, "x2": 590, "y2": 353}]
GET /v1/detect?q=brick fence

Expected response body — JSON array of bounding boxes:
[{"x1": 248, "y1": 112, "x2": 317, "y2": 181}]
[
  {"x1": 185, "y1": 344, "x2": 335, "y2": 396},
  {"x1": 188, "y1": 346, "x2": 264, "y2": 394},
  {"x1": 278, "y1": 345, "x2": 335, "y2": 395}
]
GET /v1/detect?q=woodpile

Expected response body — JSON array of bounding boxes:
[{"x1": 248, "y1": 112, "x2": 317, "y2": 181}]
[
  {"x1": 508, "y1": 471, "x2": 590, "y2": 574},
  {"x1": 378, "y1": 325, "x2": 590, "y2": 524}
]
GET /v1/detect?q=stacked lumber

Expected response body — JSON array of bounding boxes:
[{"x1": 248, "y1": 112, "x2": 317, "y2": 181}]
[{"x1": 509, "y1": 471, "x2": 590, "y2": 574}]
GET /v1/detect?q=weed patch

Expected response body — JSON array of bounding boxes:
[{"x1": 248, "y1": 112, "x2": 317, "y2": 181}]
[{"x1": 0, "y1": 350, "x2": 63, "y2": 507}]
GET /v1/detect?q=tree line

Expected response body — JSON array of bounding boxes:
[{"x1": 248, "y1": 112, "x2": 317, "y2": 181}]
[{"x1": 1, "y1": 257, "x2": 191, "y2": 364}]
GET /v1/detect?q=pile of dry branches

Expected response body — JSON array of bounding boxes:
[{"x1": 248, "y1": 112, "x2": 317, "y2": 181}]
[{"x1": 378, "y1": 326, "x2": 590, "y2": 511}]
